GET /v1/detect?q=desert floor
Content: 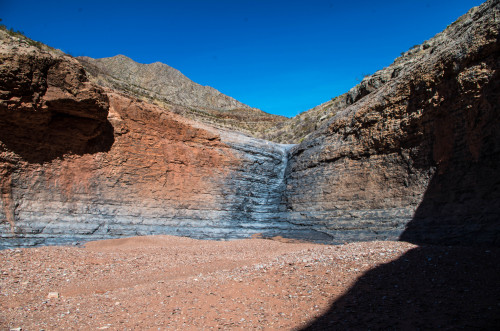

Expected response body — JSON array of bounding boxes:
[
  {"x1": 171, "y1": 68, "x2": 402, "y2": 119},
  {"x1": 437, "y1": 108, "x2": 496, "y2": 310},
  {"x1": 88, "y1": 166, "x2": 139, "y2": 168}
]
[{"x1": 1, "y1": 235, "x2": 499, "y2": 330}]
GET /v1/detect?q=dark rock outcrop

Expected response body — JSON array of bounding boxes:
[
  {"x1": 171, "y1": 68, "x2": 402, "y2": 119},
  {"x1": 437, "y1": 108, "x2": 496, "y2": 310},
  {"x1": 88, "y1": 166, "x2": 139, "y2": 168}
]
[
  {"x1": 285, "y1": 0, "x2": 500, "y2": 246},
  {"x1": 0, "y1": 32, "x2": 111, "y2": 163}
]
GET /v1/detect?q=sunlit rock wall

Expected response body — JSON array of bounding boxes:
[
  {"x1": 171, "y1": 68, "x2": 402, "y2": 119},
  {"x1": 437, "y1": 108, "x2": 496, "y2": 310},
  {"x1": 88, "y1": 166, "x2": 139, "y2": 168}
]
[{"x1": 284, "y1": 0, "x2": 500, "y2": 246}]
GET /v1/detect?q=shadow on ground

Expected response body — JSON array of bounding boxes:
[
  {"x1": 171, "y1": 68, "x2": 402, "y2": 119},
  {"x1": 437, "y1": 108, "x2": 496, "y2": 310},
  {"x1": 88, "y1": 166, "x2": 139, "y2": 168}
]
[
  {"x1": 301, "y1": 245, "x2": 500, "y2": 330},
  {"x1": 302, "y1": 25, "x2": 500, "y2": 330}
]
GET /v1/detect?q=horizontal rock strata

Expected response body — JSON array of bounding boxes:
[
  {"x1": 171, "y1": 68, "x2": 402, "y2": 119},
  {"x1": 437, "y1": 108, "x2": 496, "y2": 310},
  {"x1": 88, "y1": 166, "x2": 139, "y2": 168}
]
[
  {"x1": 285, "y1": 0, "x2": 500, "y2": 246},
  {"x1": 1, "y1": 0, "x2": 500, "y2": 248},
  {"x1": 0, "y1": 34, "x2": 322, "y2": 247},
  {"x1": 0, "y1": 89, "x2": 319, "y2": 248}
]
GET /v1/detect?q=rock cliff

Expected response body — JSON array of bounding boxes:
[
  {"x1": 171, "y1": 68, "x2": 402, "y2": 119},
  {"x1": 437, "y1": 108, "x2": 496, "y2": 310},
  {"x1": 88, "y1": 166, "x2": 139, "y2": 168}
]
[
  {"x1": 0, "y1": 29, "x2": 321, "y2": 248},
  {"x1": 1, "y1": 0, "x2": 499, "y2": 248},
  {"x1": 285, "y1": 0, "x2": 500, "y2": 246},
  {"x1": 264, "y1": 0, "x2": 499, "y2": 145}
]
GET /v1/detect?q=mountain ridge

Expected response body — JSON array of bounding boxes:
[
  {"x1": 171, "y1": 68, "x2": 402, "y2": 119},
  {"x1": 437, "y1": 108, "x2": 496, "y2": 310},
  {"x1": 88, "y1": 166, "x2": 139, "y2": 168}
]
[
  {"x1": 77, "y1": 54, "x2": 286, "y2": 137},
  {"x1": 77, "y1": 54, "x2": 249, "y2": 111}
]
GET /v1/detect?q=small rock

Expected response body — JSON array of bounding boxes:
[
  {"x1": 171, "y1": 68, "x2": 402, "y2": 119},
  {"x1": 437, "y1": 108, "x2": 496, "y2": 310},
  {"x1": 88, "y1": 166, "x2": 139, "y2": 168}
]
[{"x1": 47, "y1": 292, "x2": 59, "y2": 299}]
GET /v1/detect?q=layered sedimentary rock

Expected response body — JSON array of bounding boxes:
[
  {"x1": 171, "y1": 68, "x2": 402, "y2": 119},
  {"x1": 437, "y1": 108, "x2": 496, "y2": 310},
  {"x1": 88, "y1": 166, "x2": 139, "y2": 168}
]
[
  {"x1": 1, "y1": 1, "x2": 500, "y2": 248},
  {"x1": 265, "y1": 1, "x2": 500, "y2": 146},
  {"x1": 285, "y1": 0, "x2": 500, "y2": 246},
  {"x1": 0, "y1": 30, "x2": 324, "y2": 248}
]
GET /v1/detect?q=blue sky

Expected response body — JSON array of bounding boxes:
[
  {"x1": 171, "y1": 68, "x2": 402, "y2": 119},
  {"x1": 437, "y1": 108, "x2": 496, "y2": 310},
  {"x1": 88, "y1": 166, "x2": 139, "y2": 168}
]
[{"x1": 1, "y1": 0, "x2": 484, "y2": 117}]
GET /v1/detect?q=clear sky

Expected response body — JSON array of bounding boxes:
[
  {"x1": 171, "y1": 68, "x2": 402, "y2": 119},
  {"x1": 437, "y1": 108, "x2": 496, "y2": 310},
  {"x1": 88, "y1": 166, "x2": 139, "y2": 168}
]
[{"x1": 1, "y1": 0, "x2": 485, "y2": 117}]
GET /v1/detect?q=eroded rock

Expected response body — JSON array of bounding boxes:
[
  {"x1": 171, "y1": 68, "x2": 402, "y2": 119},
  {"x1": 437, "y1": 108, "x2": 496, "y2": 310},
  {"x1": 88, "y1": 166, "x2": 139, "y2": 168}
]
[
  {"x1": 285, "y1": 0, "x2": 500, "y2": 246},
  {"x1": 1, "y1": 0, "x2": 499, "y2": 248},
  {"x1": 0, "y1": 32, "x2": 314, "y2": 246}
]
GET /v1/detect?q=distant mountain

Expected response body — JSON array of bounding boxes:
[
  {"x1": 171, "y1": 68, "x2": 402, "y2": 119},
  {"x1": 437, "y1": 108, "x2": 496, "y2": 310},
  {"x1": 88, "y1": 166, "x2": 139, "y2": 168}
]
[
  {"x1": 77, "y1": 55, "x2": 285, "y2": 136},
  {"x1": 77, "y1": 55, "x2": 250, "y2": 111}
]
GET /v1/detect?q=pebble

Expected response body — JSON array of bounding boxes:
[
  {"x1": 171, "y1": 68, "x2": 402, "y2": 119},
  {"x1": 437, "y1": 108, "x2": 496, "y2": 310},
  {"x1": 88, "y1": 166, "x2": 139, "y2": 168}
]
[
  {"x1": 47, "y1": 292, "x2": 59, "y2": 299},
  {"x1": 6, "y1": 237, "x2": 484, "y2": 329}
]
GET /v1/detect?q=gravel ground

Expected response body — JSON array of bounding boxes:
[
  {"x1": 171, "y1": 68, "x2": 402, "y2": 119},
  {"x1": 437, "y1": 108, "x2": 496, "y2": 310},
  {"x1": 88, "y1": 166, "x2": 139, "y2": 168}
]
[{"x1": 1, "y1": 235, "x2": 499, "y2": 330}]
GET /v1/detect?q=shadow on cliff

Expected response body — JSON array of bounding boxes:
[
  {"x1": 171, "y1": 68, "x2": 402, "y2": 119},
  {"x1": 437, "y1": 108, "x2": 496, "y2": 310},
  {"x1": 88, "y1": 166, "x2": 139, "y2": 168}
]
[
  {"x1": 300, "y1": 125, "x2": 500, "y2": 329},
  {"x1": 301, "y1": 21, "x2": 500, "y2": 330},
  {"x1": 398, "y1": 160, "x2": 500, "y2": 246},
  {"x1": 300, "y1": 79, "x2": 500, "y2": 331},
  {"x1": 0, "y1": 111, "x2": 115, "y2": 163},
  {"x1": 397, "y1": 55, "x2": 500, "y2": 247},
  {"x1": 308, "y1": 138, "x2": 500, "y2": 329}
]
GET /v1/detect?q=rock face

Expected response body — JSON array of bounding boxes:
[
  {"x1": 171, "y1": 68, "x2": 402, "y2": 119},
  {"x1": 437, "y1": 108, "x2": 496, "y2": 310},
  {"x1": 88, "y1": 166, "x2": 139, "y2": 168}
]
[
  {"x1": 285, "y1": 0, "x2": 500, "y2": 246},
  {"x1": 0, "y1": 33, "x2": 111, "y2": 163},
  {"x1": 264, "y1": 0, "x2": 500, "y2": 145},
  {"x1": 1, "y1": 0, "x2": 500, "y2": 248},
  {"x1": 0, "y1": 30, "x2": 321, "y2": 248}
]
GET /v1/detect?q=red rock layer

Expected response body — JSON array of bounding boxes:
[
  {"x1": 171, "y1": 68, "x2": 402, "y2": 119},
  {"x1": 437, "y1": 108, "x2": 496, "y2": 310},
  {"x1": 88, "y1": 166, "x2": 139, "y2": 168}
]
[
  {"x1": 0, "y1": 33, "x2": 254, "y2": 246},
  {"x1": 0, "y1": 31, "x2": 310, "y2": 247}
]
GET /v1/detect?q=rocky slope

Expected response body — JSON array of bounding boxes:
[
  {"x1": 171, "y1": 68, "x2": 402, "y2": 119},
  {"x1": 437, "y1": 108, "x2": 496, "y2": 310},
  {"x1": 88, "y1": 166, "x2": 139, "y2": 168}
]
[
  {"x1": 78, "y1": 55, "x2": 247, "y2": 111},
  {"x1": 263, "y1": 2, "x2": 496, "y2": 144},
  {"x1": 77, "y1": 55, "x2": 286, "y2": 136},
  {"x1": 285, "y1": 0, "x2": 500, "y2": 246}
]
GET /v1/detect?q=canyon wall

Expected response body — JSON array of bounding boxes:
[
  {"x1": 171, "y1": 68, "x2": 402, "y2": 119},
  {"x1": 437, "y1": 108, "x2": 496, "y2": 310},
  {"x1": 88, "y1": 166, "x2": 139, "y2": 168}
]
[
  {"x1": 0, "y1": 33, "x2": 321, "y2": 248},
  {"x1": 1, "y1": 0, "x2": 500, "y2": 248},
  {"x1": 285, "y1": 0, "x2": 500, "y2": 246}
]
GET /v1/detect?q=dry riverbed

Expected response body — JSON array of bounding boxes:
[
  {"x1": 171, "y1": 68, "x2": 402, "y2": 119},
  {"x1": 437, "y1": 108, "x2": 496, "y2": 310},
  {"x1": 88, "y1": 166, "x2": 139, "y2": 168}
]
[{"x1": 1, "y1": 235, "x2": 499, "y2": 330}]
